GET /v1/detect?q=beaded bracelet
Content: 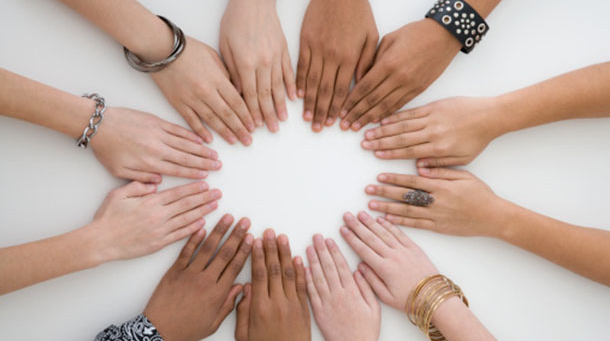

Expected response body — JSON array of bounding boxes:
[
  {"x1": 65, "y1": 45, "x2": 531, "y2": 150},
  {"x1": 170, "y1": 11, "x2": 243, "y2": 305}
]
[{"x1": 425, "y1": 0, "x2": 489, "y2": 54}]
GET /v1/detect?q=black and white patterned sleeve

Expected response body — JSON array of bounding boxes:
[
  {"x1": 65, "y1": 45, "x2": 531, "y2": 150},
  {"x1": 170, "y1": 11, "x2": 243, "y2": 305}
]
[{"x1": 94, "y1": 314, "x2": 164, "y2": 341}]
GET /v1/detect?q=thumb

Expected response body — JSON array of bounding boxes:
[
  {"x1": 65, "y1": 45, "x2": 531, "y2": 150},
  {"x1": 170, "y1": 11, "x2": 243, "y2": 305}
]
[
  {"x1": 120, "y1": 181, "x2": 157, "y2": 198},
  {"x1": 235, "y1": 283, "x2": 252, "y2": 341}
]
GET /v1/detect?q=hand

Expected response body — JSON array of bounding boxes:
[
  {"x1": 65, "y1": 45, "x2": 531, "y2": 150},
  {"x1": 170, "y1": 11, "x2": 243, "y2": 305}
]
[
  {"x1": 340, "y1": 19, "x2": 461, "y2": 131},
  {"x1": 365, "y1": 169, "x2": 505, "y2": 237},
  {"x1": 220, "y1": 0, "x2": 295, "y2": 133},
  {"x1": 296, "y1": 0, "x2": 378, "y2": 132},
  {"x1": 305, "y1": 234, "x2": 380, "y2": 341},
  {"x1": 90, "y1": 107, "x2": 221, "y2": 183},
  {"x1": 88, "y1": 181, "x2": 220, "y2": 261},
  {"x1": 151, "y1": 36, "x2": 254, "y2": 145},
  {"x1": 340, "y1": 211, "x2": 438, "y2": 310},
  {"x1": 144, "y1": 214, "x2": 253, "y2": 341},
  {"x1": 235, "y1": 230, "x2": 310, "y2": 341},
  {"x1": 362, "y1": 97, "x2": 502, "y2": 166}
]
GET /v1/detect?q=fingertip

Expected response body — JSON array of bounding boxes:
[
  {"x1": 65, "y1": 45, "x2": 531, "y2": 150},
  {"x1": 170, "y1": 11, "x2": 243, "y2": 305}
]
[{"x1": 297, "y1": 89, "x2": 304, "y2": 98}]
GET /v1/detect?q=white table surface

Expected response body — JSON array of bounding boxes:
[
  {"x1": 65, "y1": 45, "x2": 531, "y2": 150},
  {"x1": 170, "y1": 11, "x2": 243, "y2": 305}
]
[{"x1": 1, "y1": 0, "x2": 610, "y2": 340}]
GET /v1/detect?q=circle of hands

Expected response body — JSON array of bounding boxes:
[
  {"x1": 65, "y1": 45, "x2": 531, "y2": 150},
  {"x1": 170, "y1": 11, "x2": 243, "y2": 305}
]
[{"x1": 38, "y1": 1, "x2": 533, "y2": 341}]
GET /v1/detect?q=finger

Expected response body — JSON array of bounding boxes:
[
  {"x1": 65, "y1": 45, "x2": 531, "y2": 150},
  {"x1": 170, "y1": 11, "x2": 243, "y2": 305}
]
[
  {"x1": 174, "y1": 225, "x2": 207, "y2": 270},
  {"x1": 163, "y1": 148, "x2": 222, "y2": 171},
  {"x1": 364, "y1": 117, "x2": 428, "y2": 141},
  {"x1": 282, "y1": 47, "x2": 297, "y2": 101},
  {"x1": 163, "y1": 133, "x2": 218, "y2": 160},
  {"x1": 212, "y1": 284, "x2": 243, "y2": 332},
  {"x1": 166, "y1": 188, "x2": 221, "y2": 220},
  {"x1": 161, "y1": 121, "x2": 204, "y2": 145},
  {"x1": 374, "y1": 36, "x2": 392, "y2": 64},
  {"x1": 263, "y1": 229, "x2": 283, "y2": 295},
  {"x1": 369, "y1": 200, "x2": 431, "y2": 219},
  {"x1": 325, "y1": 238, "x2": 355, "y2": 289},
  {"x1": 353, "y1": 88, "x2": 413, "y2": 131},
  {"x1": 340, "y1": 64, "x2": 386, "y2": 120},
  {"x1": 377, "y1": 173, "x2": 437, "y2": 192},
  {"x1": 191, "y1": 214, "x2": 234, "y2": 270},
  {"x1": 164, "y1": 217, "x2": 206, "y2": 246},
  {"x1": 380, "y1": 106, "x2": 430, "y2": 125},
  {"x1": 416, "y1": 157, "x2": 467, "y2": 168},
  {"x1": 294, "y1": 256, "x2": 308, "y2": 307},
  {"x1": 417, "y1": 166, "x2": 472, "y2": 180},
  {"x1": 326, "y1": 63, "x2": 355, "y2": 127},
  {"x1": 180, "y1": 106, "x2": 213, "y2": 143},
  {"x1": 296, "y1": 43, "x2": 311, "y2": 98},
  {"x1": 219, "y1": 233, "x2": 253, "y2": 284},
  {"x1": 120, "y1": 168, "x2": 162, "y2": 184},
  {"x1": 373, "y1": 144, "x2": 436, "y2": 160},
  {"x1": 118, "y1": 181, "x2": 158, "y2": 198},
  {"x1": 376, "y1": 216, "x2": 418, "y2": 248},
  {"x1": 305, "y1": 266, "x2": 322, "y2": 308},
  {"x1": 306, "y1": 245, "x2": 329, "y2": 296},
  {"x1": 303, "y1": 54, "x2": 322, "y2": 123},
  {"x1": 343, "y1": 82, "x2": 400, "y2": 131},
  {"x1": 166, "y1": 201, "x2": 218, "y2": 232},
  {"x1": 277, "y1": 234, "x2": 297, "y2": 298},
  {"x1": 220, "y1": 40, "x2": 243, "y2": 94},
  {"x1": 339, "y1": 224, "x2": 383, "y2": 269},
  {"x1": 342, "y1": 212, "x2": 388, "y2": 256},
  {"x1": 355, "y1": 33, "x2": 379, "y2": 82},
  {"x1": 313, "y1": 234, "x2": 341, "y2": 289},
  {"x1": 156, "y1": 160, "x2": 208, "y2": 179},
  {"x1": 209, "y1": 90, "x2": 253, "y2": 145},
  {"x1": 209, "y1": 46, "x2": 231, "y2": 79},
  {"x1": 251, "y1": 238, "x2": 268, "y2": 297},
  {"x1": 365, "y1": 184, "x2": 417, "y2": 202},
  {"x1": 257, "y1": 68, "x2": 279, "y2": 132},
  {"x1": 312, "y1": 60, "x2": 338, "y2": 132},
  {"x1": 271, "y1": 62, "x2": 288, "y2": 122},
  {"x1": 192, "y1": 101, "x2": 238, "y2": 145},
  {"x1": 219, "y1": 82, "x2": 256, "y2": 134},
  {"x1": 353, "y1": 269, "x2": 379, "y2": 309},
  {"x1": 362, "y1": 131, "x2": 428, "y2": 151},
  {"x1": 208, "y1": 217, "x2": 251, "y2": 278},
  {"x1": 241, "y1": 68, "x2": 264, "y2": 128},
  {"x1": 356, "y1": 210, "x2": 399, "y2": 248},
  {"x1": 235, "y1": 283, "x2": 252, "y2": 341},
  {"x1": 357, "y1": 263, "x2": 393, "y2": 303},
  {"x1": 156, "y1": 181, "x2": 208, "y2": 205}
]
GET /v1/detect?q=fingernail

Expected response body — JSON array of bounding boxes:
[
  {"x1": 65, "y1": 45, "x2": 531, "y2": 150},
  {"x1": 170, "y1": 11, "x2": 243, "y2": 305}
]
[
  {"x1": 358, "y1": 263, "x2": 367, "y2": 273},
  {"x1": 208, "y1": 150, "x2": 218, "y2": 159},
  {"x1": 295, "y1": 256, "x2": 303, "y2": 265},
  {"x1": 325, "y1": 117, "x2": 334, "y2": 126},
  {"x1": 381, "y1": 118, "x2": 390, "y2": 125},
  {"x1": 247, "y1": 123, "x2": 256, "y2": 132},
  {"x1": 352, "y1": 123, "x2": 361, "y2": 130},
  {"x1": 375, "y1": 151, "x2": 385, "y2": 157},
  {"x1": 228, "y1": 135, "x2": 237, "y2": 144},
  {"x1": 304, "y1": 111, "x2": 313, "y2": 121},
  {"x1": 208, "y1": 201, "x2": 219, "y2": 209},
  {"x1": 313, "y1": 123, "x2": 321, "y2": 132},
  {"x1": 419, "y1": 167, "x2": 430, "y2": 175},
  {"x1": 278, "y1": 234, "x2": 288, "y2": 245},
  {"x1": 365, "y1": 185, "x2": 375, "y2": 194},
  {"x1": 340, "y1": 226, "x2": 349, "y2": 236},
  {"x1": 239, "y1": 220, "x2": 249, "y2": 230},
  {"x1": 362, "y1": 141, "x2": 372, "y2": 149},
  {"x1": 197, "y1": 225, "x2": 206, "y2": 235},
  {"x1": 325, "y1": 238, "x2": 336, "y2": 248},
  {"x1": 244, "y1": 234, "x2": 253, "y2": 245},
  {"x1": 213, "y1": 161, "x2": 222, "y2": 169},
  {"x1": 369, "y1": 201, "x2": 379, "y2": 209},
  {"x1": 298, "y1": 89, "x2": 304, "y2": 98},
  {"x1": 199, "y1": 171, "x2": 208, "y2": 178},
  {"x1": 418, "y1": 160, "x2": 429, "y2": 168},
  {"x1": 279, "y1": 110, "x2": 288, "y2": 121},
  {"x1": 264, "y1": 229, "x2": 275, "y2": 239},
  {"x1": 195, "y1": 136, "x2": 204, "y2": 144},
  {"x1": 255, "y1": 238, "x2": 263, "y2": 248},
  {"x1": 341, "y1": 120, "x2": 350, "y2": 129},
  {"x1": 212, "y1": 189, "x2": 222, "y2": 199},
  {"x1": 152, "y1": 176, "x2": 162, "y2": 184},
  {"x1": 255, "y1": 119, "x2": 264, "y2": 127},
  {"x1": 378, "y1": 174, "x2": 388, "y2": 182},
  {"x1": 223, "y1": 214, "x2": 233, "y2": 224},
  {"x1": 386, "y1": 214, "x2": 397, "y2": 222},
  {"x1": 365, "y1": 131, "x2": 375, "y2": 139},
  {"x1": 313, "y1": 234, "x2": 323, "y2": 243},
  {"x1": 204, "y1": 136, "x2": 213, "y2": 144},
  {"x1": 199, "y1": 182, "x2": 208, "y2": 191},
  {"x1": 340, "y1": 109, "x2": 347, "y2": 118}
]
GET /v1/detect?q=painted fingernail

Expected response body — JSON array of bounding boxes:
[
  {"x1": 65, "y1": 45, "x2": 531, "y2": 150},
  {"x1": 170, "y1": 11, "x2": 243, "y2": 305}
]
[
  {"x1": 369, "y1": 201, "x2": 379, "y2": 209},
  {"x1": 340, "y1": 109, "x2": 348, "y2": 118},
  {"x1": 304, "y1": 110, "x2": 313, "y2": 121},
  {"x1": 365, "y1": 185, "x2": 375, "y2": 194},
  {"x1": 298, "y1": 89, "x2": 304, "y2": 98},
  {"x1": 365, "y1": 131, "x2": 375, "y2": 139},
  {"x1": 352, "y1": 123, "x2": 361, "y2": 130},
  {"x1": 313, "y1": 123, "x2": 321, "y2": 132},
  {"x1": 378, "y1": 174, "x2": 388, "y2": 182},
  {"x1": 418, "y1": 160, "x2": 429, "y2": 168},
  {"x1": 244, "y1": 234, "x2": 254, "y2": 245},
  {"x1": 199, "y1": 171, "x2": 208, "y2": 178},
  {"x1": 362, "y1": 141, "x2": 372, "y2": 149}
]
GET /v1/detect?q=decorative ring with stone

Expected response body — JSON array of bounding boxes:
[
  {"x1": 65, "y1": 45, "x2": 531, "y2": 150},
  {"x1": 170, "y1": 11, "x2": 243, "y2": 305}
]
[{"x1": 402, "y1": 190, "x2": 434, "y2": 207}]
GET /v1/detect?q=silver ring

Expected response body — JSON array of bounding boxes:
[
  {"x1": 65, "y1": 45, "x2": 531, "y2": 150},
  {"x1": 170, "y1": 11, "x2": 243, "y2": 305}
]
[{"x1": 402, "y1": 190, "x2": 434, "y2": 207}]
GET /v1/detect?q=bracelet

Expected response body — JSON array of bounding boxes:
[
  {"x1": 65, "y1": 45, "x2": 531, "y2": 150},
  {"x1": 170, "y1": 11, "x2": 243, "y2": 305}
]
[
  {"x1": 425, "y1": 0, "x2": 489, "y2": 54},
  {"x1": 76, "y1": 93, "x2": 106, "y2": 149},
  {"x1": 124, "y1": 15, "x2": 186, "y2": 73},
  {"x1": 405, "y1": 274, "x2": 469, "y2": 341}
]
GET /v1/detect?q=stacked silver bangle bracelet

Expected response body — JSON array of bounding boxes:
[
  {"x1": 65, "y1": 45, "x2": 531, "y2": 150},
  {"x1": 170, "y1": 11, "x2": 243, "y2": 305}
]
[
  {"x1": 124, "y1": 15, "x2": 186, "y2": 73},
  {"x1": 76, "y1": 94, "x2": 107, "y2": 149}
]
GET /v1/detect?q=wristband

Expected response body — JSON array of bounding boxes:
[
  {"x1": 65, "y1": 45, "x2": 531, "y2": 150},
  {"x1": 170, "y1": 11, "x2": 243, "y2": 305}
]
[{"x1": 425, "y1": 0, "x2": 489, "y2": 54}]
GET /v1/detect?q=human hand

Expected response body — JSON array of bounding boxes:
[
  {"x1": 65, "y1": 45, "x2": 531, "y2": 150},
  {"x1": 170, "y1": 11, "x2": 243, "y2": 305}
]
[
  {"x1": 296, "y1": 0, "x2": 378, "y2": 132},
  {"x1": 305, "y1": 234, "x2": 380, "y2": 341},
  {"x1": 340, "y1": 211, "x2": 439, "y2": 311},
  {"x1": 144, "y1": 214, "x2": 253, "y2": 341},
  {"x1": 340, "y1": 19, "x2": 461, "y2": 131},
  {"x1": 235, "y1": 230, "x2": 310, "y2": 341},
  {"x1": 90, "y1": 107, "x2": 221, "y2": 183},
  {"x1": 220, "y1": 0, "x2": 295, "y2": 133},
  {"x1": 365, "y1": 169, "x2": 505, "y2": 237},
  {"x1": 89, "y1": 181, "x2": 220, "y2": 262},
  {"x1": 362, "y1": 97, "x2": 502, "y2": 166},
  {"x1": 151, "y1": 36, "x2": 254, "y2": 145}
]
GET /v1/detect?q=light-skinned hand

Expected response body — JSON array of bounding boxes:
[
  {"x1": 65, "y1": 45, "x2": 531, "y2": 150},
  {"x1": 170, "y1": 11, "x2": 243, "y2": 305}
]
[
  {"x1": 220, "y1": 0, "x2": 295, "y2": 133},
  {"x1": 296, "y1": 0, "x2": 378, "y2": 132},
  {"x1": 306, "y1": 234, "x2": 380, "y2": 341},
  {"x1": 144, "y1": 214, "x2": 253, "y2": 341}
]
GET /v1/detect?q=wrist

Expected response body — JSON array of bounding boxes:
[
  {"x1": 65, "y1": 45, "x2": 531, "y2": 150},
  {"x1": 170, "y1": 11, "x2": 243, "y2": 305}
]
[
  {"x1": 62, "y1": 95, "x2": 100, "y2": 138},
  {"x1": 126, "y1": 15, "x2": 175, "y2": 63},
  {"x1": 489, "y1": 198, "x2": 526, "y2": 242},
  {"x1": 76, "y1": 222, "x2": 115, "y2": 266},
  {"x1": 430, "y1": 295, "x2": 465, "y2": 326},
  {"x1": 489, "y1": 92, "x2": 531, "y2": 136},
  {"x1": 420, "y1": 18, "x2": 462, "y2": 54}
]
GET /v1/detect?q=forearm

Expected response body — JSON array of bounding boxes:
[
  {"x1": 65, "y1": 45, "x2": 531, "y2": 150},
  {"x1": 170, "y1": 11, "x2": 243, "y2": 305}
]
[
  {"x1": 494, "y1": 62, "x2": 610, "y2": 135},
  {"x1": 467, "y1": 0, "x2": 502, "y2": 18},
  {"x1": 0, "y1": 224, "x2": 105, "y2": 295},
  {"x1": 58, "y1": 0, "x2": 173, "y2": 62},
  {"x1": 496, "y1": 200, "x2": 610, "y2": 286},
  {"x1": 0, "y1": 69, "x2": 96, "y2": 138},
  {"x1": 431, "y1": 296, "x2": 497, "y2": 341}
]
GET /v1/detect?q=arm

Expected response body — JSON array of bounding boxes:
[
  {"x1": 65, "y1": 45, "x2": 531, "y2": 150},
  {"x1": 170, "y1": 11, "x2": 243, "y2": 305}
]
[
  {"x1": 340, "y1": 211, "x2": 495, "y2": 341},
  {"x1": 0, "y1": 181, "x2": 219, "y2": 295},
  {"x1": 363, "y1": 62, "x2": 610, "y2": 167},
  {"x1": 339, "y1": 0, "x2": 502, "y2": 131},
  {"x1": 58, "y1": 0, "x2": 254, "y2": 145}
]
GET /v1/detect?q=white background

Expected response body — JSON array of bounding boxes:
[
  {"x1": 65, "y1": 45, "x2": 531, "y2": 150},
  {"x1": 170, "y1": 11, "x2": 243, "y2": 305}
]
[{"x1": 1, "y1": 0, "x2": 610, "y2": 340}]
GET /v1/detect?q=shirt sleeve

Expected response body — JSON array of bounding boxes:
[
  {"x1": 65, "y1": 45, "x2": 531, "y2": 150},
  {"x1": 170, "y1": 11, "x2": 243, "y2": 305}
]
[{"x1": 94, "y1": 313, "x2": 164, "y2": 341}]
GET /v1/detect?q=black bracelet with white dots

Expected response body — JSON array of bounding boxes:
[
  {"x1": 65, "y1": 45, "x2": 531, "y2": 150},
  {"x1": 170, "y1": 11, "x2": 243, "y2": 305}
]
[{"x1": 425, "y1": 0, "x2": 489, "y2": 54}]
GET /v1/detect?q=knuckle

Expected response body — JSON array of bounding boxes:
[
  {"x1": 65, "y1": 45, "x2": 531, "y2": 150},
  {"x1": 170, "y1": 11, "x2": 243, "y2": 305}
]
[
  {"x1": 283, "y1": 266, "x2": 296, "y2": 280},
  {"x1": 243, "y1": 90, "x2": 258, "y2": 101},
  {"x1": 200, "y1": 241, "x2": 214, "y2": 255},
  {"x1": 365, "y1": 95, "x2": 378, "y2": 106},
  {"x1": 258, "y1": 88, "x2": 271, "y2": 100},
  {"x1": 253, "y1": 266, "x2": 267, "y2": 281},
  {"x1": 307, "y1": 73, "x2": 320, "y2": 84},
  {"x1": 324, "y1": 46, "x2": 338, "y2": 58},
  {"x1": 334, "y1": 86, "x2": 347, "y2": 98},
  {"x1": 318, "y1": 84, "x2": 331, "y2": 96},
  {"x1": 219, "y1": 247, "x2": 235, "y2": 262},
  {"x1": 269, "y1": 263, "x2": 282, "y2": 277},
  {"x1": 230, "y1": 261, "x2": 245, "y2": 276}
]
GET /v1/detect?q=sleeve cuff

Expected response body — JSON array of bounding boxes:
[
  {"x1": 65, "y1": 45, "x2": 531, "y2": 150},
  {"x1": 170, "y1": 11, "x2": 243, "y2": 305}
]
[{"x1": 94, "y1": 313, "x2": 164, "y2": 341}]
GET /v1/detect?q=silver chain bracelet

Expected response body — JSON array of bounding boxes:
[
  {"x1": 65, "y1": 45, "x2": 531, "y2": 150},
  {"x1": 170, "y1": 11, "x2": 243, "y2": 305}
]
[
  {"x1": 76, "y1": 93, "x2": 106, "y2": 149},
  {"x1": 123, "y1": 15, "x2": 186, "y2": 73}
]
